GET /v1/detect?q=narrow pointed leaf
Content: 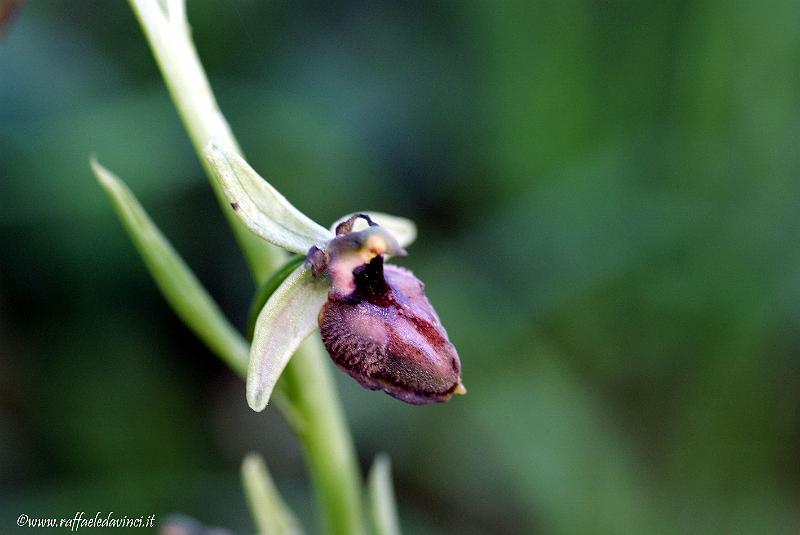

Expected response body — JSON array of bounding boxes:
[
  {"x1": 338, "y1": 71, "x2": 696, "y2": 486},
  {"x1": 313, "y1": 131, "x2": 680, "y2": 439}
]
[
  {"x1": 92, "y1": 158, "x2": 250, "y2": 376},
  {"x1": 247, "y1": 262, "x2": 329, "y2": 411},
  {"x1": 204, "y1": 140, "x2": 333, "y2": 255},
  {"x1": 330, "y1": 212, "x2": 417, "y2": 249},
  {"x1": 368, "y1": 454, "x2": 402, "y2": 535},
  {"x1": 242, "y1": 453, "x2": 304, "y2": 535}
]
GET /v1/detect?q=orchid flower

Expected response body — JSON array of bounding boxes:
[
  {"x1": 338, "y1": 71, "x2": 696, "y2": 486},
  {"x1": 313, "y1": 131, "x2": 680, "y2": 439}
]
[{"x1": 204, "y1": 141, "x2": 465, "y2": 412}]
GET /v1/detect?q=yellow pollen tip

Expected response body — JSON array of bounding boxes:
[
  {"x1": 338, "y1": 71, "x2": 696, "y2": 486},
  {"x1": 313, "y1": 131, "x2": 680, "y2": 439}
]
[{"x1": 364, "y1": 235, "x2": 387, "y2": 256}]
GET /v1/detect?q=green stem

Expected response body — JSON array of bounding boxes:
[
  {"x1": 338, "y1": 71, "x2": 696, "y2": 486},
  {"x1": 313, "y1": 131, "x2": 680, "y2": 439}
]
[
  {"x1": 128, "y1": 2, "x2": 364, "y2": 533},
  {"x1": 282, "y1": 340, "x2": 366, "y2": 535},
  {"x1": 128, "y1": 0, "x2": 277, "y2": 282}
]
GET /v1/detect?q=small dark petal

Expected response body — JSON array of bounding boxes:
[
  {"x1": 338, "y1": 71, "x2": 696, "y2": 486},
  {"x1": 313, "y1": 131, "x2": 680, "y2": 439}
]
[
  {"x1": 319, "y1": 257, "x2": 463, "y2": 404},
  {"x1": 306, "y1": 245, "x2": 328, "y2": 277},
  {"x1": 335, "y1": 213, "x2": 377, "y2": 235}
]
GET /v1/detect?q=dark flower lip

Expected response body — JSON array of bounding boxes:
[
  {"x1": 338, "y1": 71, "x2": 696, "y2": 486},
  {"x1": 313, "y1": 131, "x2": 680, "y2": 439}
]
[{"x1": 319, "y1": 257, "x2": 465, "y2": 405}]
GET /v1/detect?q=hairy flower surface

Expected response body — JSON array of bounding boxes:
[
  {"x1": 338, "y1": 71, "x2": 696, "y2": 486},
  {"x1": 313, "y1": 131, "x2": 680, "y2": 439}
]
[
  {"x1": 318, "y1": 217, "x2": 464, "y2": 404},
  {"x1": 204, "y1": 141, "x2": 465, "y2": 411}
]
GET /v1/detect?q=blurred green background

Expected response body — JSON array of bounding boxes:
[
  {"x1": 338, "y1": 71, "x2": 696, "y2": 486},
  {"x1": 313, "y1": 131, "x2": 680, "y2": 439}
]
[{"x1": 2, "y1": 1, "x2": 800, "y2": 533}]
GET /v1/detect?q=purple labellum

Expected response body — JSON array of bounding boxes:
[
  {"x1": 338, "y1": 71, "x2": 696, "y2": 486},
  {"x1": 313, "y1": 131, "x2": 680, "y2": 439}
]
[{"x1": 318, "y1": 255, "x2": 464, "y2": 404}]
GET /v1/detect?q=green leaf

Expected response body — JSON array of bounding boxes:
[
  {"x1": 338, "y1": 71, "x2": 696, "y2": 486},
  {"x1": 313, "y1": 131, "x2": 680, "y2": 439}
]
[
  {"x1": 91, "y1": 157, "x2": 249, "y2": 377},
  {"x1": 368, "y1": 454, "x2": 402, "y2": 535},
  {"x1": 247, "y1": 262, "x2": 330, "y2": 411},
  {"x1": 330, "y1": 212, "x2": 417, "y2": 249},
  {"x1": 204, "y1": 140, "x2": 333, "y2": 255},
  {"x1": 242, "y1": 453, "x2": 304, "y2": 535}
]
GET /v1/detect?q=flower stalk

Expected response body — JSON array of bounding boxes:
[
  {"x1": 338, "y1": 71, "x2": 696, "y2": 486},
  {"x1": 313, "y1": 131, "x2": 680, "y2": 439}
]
[{"x1": 126, "y1": 1, "x2": 364, "y2": 533}]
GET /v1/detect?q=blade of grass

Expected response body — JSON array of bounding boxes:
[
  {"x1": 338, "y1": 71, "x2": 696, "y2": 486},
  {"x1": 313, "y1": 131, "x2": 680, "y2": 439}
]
[
  {"x1": 92, "y1": 157, "x2": 249, "y2": 377},
  {"x1": 242, "y1": 453, "x2": 304, "y2": 535},
  {"x1": 367, "y1": 455, "x2": 401, "y2": 535}
]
